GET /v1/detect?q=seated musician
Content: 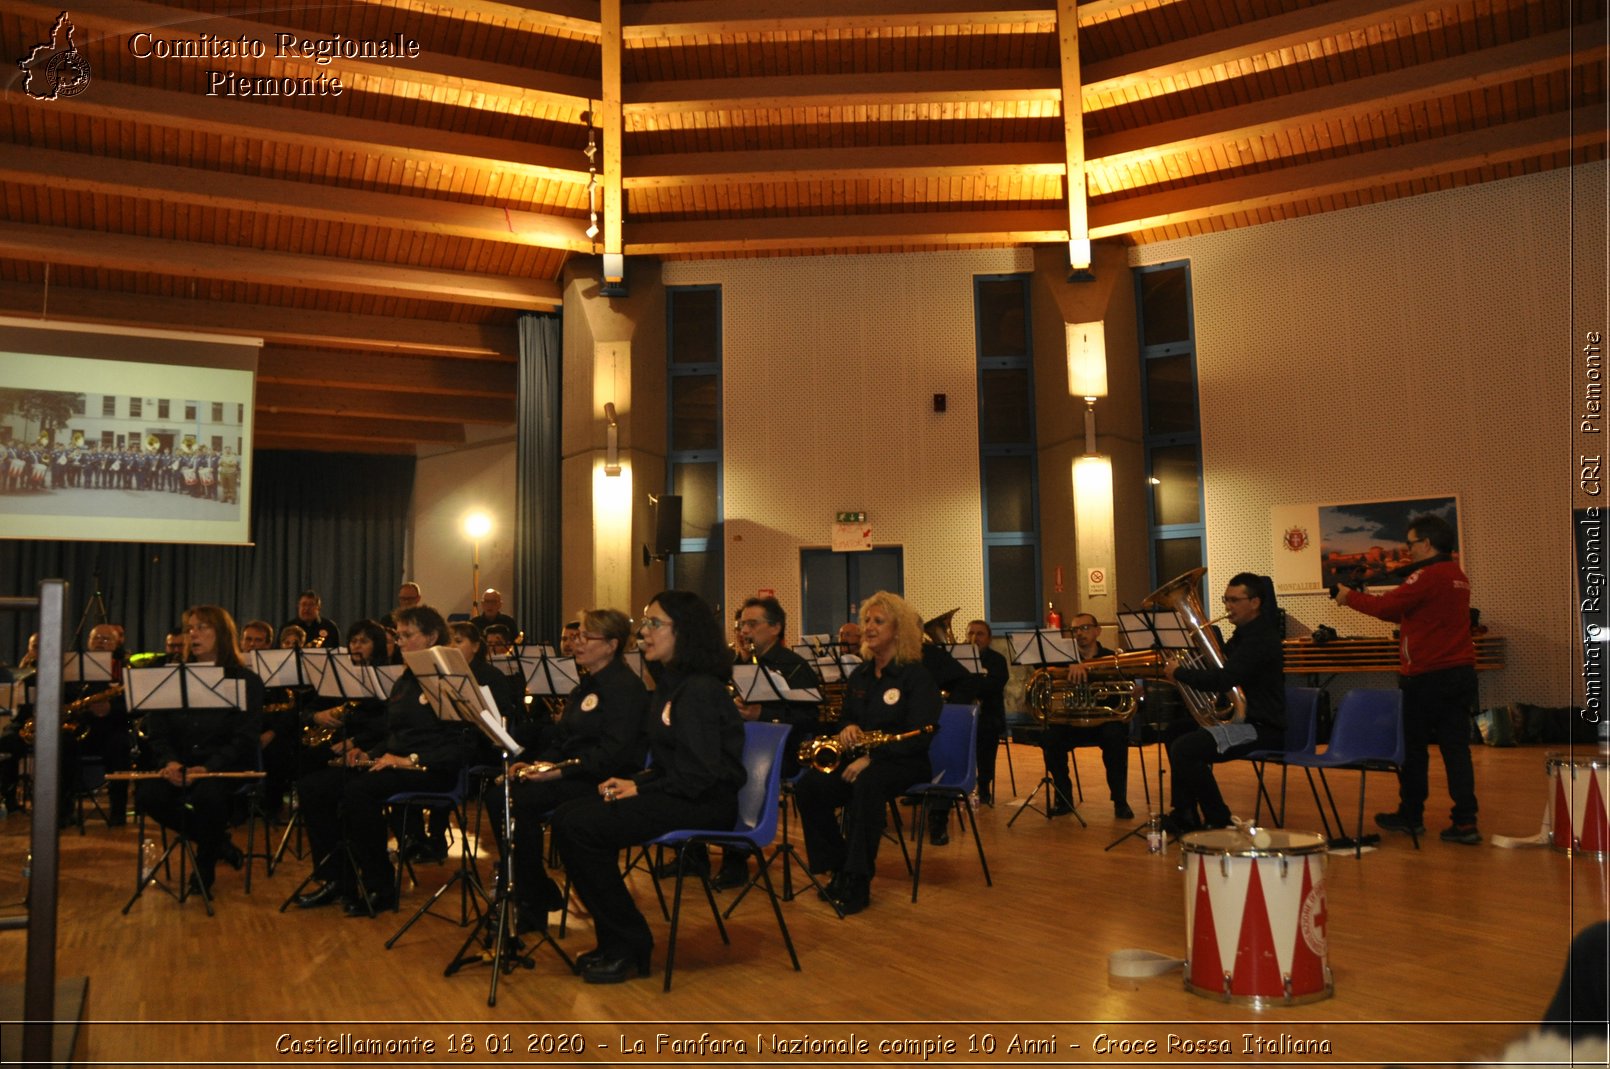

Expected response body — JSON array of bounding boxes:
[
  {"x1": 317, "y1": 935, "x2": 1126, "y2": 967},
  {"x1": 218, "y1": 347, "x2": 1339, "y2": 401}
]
[
  {"x1": 495, "y1": 608, "x2": 647, "y2": 933},
  {"x1": 240, "y1": 619, "x2": 295, "y2": 818},
  {"x1": 795, "y1": 591, "x2": 939, "y2": 916},
  {"x1": 295, "y1": 606, "x2": 476, "y2": 915},
  {"x1": 135, "y1": 605, "x2": 264, "y2": 894},
  {"x1": 72, "y1": 623, "x2": 134, "y2": 826},
  {"x1": 161, "y1": 628, "x2": 186, "y2": 664},
  {"x1": 713, "y1": 596, "x2": 822, "y2": 889},
  {"x1": 1040, "y1": 613, "x2": 1132, "y2": 819},
  {"x1": 294, "y1": 619, "x2": 392, "y2": 776},
  {"x1": 837, "y1": 621, "x2": 862, "y2": 658},
  {"x1": 278, "y1": 624, "x2": 306, "y2": 650},
  {"x1": 1160, "y1": 573, "x2": 1285, "y2": 838},
  {"x1": 551, "y1": 591, "x2": 744, "y2": 983},
  {"x1": 0, "y1": 633, "x2": 38, "y2": 813},
  {"x1": 965, "y1": 620, "x2": 1008, "y2": 806}
]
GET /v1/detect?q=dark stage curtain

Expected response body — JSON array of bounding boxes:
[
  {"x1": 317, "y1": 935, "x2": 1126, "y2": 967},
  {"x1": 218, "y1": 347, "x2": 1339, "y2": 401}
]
[
  {"x1": 0, "y1": 449, "x2": 414, "y2": 659},
  {"x1": 516, "y1": 312, "x2": 562, "y2": 646}
]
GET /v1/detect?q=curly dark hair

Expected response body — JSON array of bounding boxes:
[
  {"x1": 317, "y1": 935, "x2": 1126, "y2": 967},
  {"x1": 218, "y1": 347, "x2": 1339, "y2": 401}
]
[
  {"x1": 346, "y1": 619, "x2": 390, "y2": 665},
  {"x1": 395, "y1": 605, "x2": 448, "y2": 647},
  {"x1": 647, "y1": 589, "x2": 731, "y2": 679}
]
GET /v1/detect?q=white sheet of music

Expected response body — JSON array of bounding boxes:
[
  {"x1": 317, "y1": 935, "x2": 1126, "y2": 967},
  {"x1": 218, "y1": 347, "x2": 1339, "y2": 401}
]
[
  {"x1": 946, "y1": 643, "x2": 985, "y2": 674},
  {"x1": 298, "y1": 647, "x2": 338, "y2": 693},
  {"x1": 125, "y1": 664, "x2": 246, "y2": 710},
  {"x1": 731, "y1": 663, "x2": 822, "y2": 703},
  {"x1": 63, "y1": 650, "x2": 114, "y2": 683},
  {"x1": 252, "y1": 648, "x2": 301, "y2": 688}
]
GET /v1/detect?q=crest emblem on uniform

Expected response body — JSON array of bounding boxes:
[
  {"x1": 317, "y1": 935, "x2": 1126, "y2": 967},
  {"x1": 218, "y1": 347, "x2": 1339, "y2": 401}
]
[
  {"x1": 1282, "y1": 526, "x2": 1310, "y2": 553},
  {"x1": 882, "y1": 688, "x2": 900, "y2": 705},
  {"x1": 580, "y1": 693, "x2": 599, "y2": 712},
  {"x1": 661, "y1": 701, "x2": 673, "y2": 725}
]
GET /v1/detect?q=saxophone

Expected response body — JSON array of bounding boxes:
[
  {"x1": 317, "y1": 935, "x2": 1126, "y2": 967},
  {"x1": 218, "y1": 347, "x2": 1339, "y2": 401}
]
[
  {"x1": 301, "y1": 700, "x2": 359, "y2": 747},
  {"x1": 796, "y1": 723, "x2": 937, "y2": 773},
  {"x1": 19, "y1": 683, "x2": 123, "y2": 744}
]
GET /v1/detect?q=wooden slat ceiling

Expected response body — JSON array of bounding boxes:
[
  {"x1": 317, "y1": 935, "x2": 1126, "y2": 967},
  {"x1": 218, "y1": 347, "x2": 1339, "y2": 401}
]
[{"x1": 0, "y1": 0, "x2": 1601, "y2": 453}]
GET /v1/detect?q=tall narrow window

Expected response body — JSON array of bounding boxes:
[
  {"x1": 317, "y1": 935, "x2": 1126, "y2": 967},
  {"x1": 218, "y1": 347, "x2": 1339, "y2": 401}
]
[
  {"x1": 129, "y1": 397, "x2": 142, "y2": 418},
  {"x1": 974, "y1": 274, "x2": 1040, "y2": 629},
  {"x1": 1136, "y1": 261, "x2": 1205, "y2": 592},
  {"x1": 666, "y1": 285, "x2": 723, "y2": 613},
  {"x1": 101, "y1": 395, "x2": 116, "y2": 417}
]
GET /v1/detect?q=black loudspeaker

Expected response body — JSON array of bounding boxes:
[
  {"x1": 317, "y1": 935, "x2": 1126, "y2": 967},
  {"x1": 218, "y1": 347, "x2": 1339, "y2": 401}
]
[{"x1": 644, "y1": 494, "x2": 682, "y2": 564}]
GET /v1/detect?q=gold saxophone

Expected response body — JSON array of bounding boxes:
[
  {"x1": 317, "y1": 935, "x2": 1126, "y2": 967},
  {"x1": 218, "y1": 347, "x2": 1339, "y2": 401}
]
[
  {"x1": 20, "y1": 682, "x2": 124, "y2": 744},
  {"x1": 796, "y1": 723, "x2": 937, "y2": 773},
  {"x1": 301, "y1": 700, "x2": 359, "y2": 747}
]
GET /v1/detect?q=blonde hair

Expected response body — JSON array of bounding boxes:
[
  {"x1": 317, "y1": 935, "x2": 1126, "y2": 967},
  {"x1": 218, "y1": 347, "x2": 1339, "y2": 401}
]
[{"x1": 859, "y1": 590, "x2": 923, "y2": 664}]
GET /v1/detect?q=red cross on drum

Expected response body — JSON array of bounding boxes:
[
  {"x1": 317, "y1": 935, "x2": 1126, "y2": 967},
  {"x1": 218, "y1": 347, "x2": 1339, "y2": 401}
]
[{"x1": 1181, "y1": 828, "x2": 1334, "y2": 1007}]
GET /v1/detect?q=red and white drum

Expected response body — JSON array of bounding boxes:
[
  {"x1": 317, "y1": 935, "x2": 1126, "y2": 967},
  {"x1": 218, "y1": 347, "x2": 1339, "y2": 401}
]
[
  {"x1": 1181, "y1": 828, "x2": 1332, "y2": 1006},
  {"x1": 1546, "y1": 750, "x2": 1609, "y2": 859}
]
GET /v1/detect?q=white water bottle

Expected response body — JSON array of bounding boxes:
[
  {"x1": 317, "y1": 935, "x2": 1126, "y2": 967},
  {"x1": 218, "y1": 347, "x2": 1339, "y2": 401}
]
[
  {"x1": 140, "y1": 840, "x2": 158, "y2": 881},
  {"x1": 1146, "y1": 814, "x2": 1164, "y2": 854}
]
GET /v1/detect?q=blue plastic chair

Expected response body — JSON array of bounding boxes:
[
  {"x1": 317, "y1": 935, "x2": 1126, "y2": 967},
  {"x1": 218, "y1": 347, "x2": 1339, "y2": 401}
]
[
  {"x1": 1285, "y1": 688, "x2": 1412, "y2": 858},
  {"x1": 646, "y1": 721, "x2": 801, "y2": 991},
  {"x1": 383, "y1": 765, "x2": 488, "y2": 937},
  {"x1": 1241, "y1": 686, "x2": 1323, "y2": 827},
  {"x1": 904, "y1": 703, "x2": 992, "y2": 902}
]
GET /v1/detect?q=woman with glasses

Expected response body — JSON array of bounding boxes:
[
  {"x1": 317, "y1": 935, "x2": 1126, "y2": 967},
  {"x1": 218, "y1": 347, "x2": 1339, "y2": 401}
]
[
  {"x1": 135, "y1": 604, "x2": 264, "y2": 895},
  {"x1": 497, "y1": 608, "x2": 648, "y2": 934},
  {"x1": 794, "y1": 590, "x2": 940, "y2": 916},
  {"x1": 1159, "y1": 572, "x2": 1285, "y2": 838},
  {"x1": 552, "y1": 590, "x2": 745, "y2": 983}
]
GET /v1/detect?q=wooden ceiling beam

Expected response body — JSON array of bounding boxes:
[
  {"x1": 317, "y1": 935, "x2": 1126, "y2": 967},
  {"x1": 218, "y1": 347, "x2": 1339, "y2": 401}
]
[
  {"x1": 601, "y1": 0, "x2": 625, "y2": 278},
  {"x1": 1089, "y1": 22, "x2": 1597, "y2": 167},
  {"x1": 624, "y1": 209, "x2": 1067, "y2": 254},
  {"x1": 623, "y1": 69, "x2": 1058, "y2": 114},
  {"x1": 11, "y1": 0, "x2": 596, "y2": 109},
  {"x1": 623, "y1": 142, "x2": 1065, "y2": 187},
  {"x1": 254, "y1": 413, "x2": 466, "y2": 446},
  {"x1": 622, "y1": 0, "x2": 1053, "y2": 38},
  {"x1": 259, "y1": 348, "x2": 519, "y2": 398},
  {"x1": 0, "y1": 282, "x2": 516, "y2": 357},
  {"x1": 19, "y1": 82, "x2": 588, "y2": 184},
  {"x1": 256, "y1": 383, "x2": 513, "y2": 425},
  {"x1": 1056, "y1": 0, "x2": 1089, "y2": 271},
  {"x1": 0, "y1": 222, "x2": 563, "y2": 312},
  {"x1": 362, "y1": 0, "x2": 601, "y2": 38},
  {"x1": 1089, "y1": 106, "x2": 1606, "y2": 238},
  {"x1": 1082, "y1": 0, "x2": 1454, "y2": 98},
  {"x1": 0, "y1": 146, "x2": 592, "y2": 254}
]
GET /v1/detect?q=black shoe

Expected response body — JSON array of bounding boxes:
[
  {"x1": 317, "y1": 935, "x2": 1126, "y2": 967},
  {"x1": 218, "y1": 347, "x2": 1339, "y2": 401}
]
[
  {"x1": 1114, "y1": 801, "x2": 1134, "y2": 820},
  {"x1": 929, "y1": 826, "x2": 950, "y2": 846},
  {"x1": 711, "y1": 862, "x2": 749, "y2": 891},
  {"x1": 344, "y1": 890, "x2": 396, "y2": 916},
  {"x1": 1158, "y1": 811, "x2": 1202, "y2": 840},
  {"x1": 1048, "y1": 801, "x2": 1074, "y2": 817},
  {"x1": 829, "y1": 873, "x2": 870, "y2": 916},
  {"x1": 514, "y1": 902, "x2": 549, "y2": 935},
  {"x1": 1439, "y1": 822, "x2": 1482, "y2": 845},
  {"x1": 295, "y1": 882, "x2": 344, "y2": 909},
  {"x1": 528, "y1": 876, "x2": 566, "y2": 913},
  {"x1": 1375, "y1": 811, "x2": 1427, "y2": 835},
  {"x1": 572, "y1": 947, "x2": 606, "y2": 974},
  {"x1": 976, "y1": 786, "x2": 993, "y2": 806},
  {"x1": 818, "y1": 871, "x2": 847, "y2": 902},
  {"x1": 403, "y1": 841, "x2": 448, "y2": 865},
  {"x1": 579, "y1": 945, "x2": 652, "y2": 984},
  {"x1": 652, "y1": 844, "x2": 707, "y2": 880},
  {"x1": 186, "y1": 871, "x2": 216, "y2": 896},
  {"x1": 220, "y1": 840, "x2": 244, "y2": 872}
]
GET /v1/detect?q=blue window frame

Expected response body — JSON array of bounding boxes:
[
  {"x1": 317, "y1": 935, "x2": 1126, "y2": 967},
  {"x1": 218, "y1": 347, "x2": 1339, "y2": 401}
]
[
  {"x1": 1135, "y1": 261, "x2": 1206, "y2": 592},
  {"x1": 666, "y1": 285, "x2": 723, "y2": 612}
]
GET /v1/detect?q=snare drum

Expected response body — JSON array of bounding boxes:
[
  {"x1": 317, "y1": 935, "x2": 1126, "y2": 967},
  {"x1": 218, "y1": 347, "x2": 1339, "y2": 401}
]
[
  {"x1": 1545, "y1": 750, "x2": 1609, "y2": 859},
  {"x1": 1181, "y1": 828, "x2": 1332, "y2": 1006}
]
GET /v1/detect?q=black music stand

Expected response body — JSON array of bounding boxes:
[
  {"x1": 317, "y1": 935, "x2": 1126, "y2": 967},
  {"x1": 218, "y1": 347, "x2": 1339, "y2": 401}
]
[
  {"x1": 119, "y1": 665, "x2": 249, "y2": 917},
  {"x1": 1004, "y1": 630, "x2": 1085, "y2": 828},
  {"x1": 1103, "y1": 609, "x2": 1182, "y2": 851}
]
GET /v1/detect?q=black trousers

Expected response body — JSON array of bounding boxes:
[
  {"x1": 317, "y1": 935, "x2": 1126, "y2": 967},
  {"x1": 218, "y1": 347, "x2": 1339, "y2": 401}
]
[
  {"x1": 1168, "y1": 724, "x2": 1277, "y2": 826},
  {"x1": 553, "y1": 789, "x2": 735, "y2": 955},
  {"x1": 1397, "y1": 666, "x2": 1479, "y2": 825},
  {"x1": 975, "y1": 711, "x2": 1004, "y2": 796},
  {"x1": 795, "y1": 753, "x2": 928, "y2": 879},
  {"x1": 134, "y1": 776, "x2": 238, "y2": 877},
  {"x1": 297, "y1": 765, "x2": 456, "y2": 892},
  {"x1": 494, "y1": 776, "x2": 597, "y2": 903},
  {"x1": 1040, "y1": 721, "x2": 1129, "y2": 805}
]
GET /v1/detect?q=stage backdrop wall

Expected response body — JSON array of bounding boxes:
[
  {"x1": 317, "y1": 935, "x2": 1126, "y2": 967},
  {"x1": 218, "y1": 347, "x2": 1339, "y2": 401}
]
[
  {"x1": 0, "y1": 449, "x2": 414, "y2": 660},
  {"x1": 1131, "y1": 164, "x2": 1600, "y2": 707},
  {"x1": 664, "y1": 248, "x2": 1032, "y2": 632}
]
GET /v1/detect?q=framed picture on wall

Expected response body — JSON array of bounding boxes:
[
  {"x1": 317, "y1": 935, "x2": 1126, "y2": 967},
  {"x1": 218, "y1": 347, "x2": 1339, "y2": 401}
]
[{"x1": 1271, "y1": 494, "x2": 1462, "y2": 595}]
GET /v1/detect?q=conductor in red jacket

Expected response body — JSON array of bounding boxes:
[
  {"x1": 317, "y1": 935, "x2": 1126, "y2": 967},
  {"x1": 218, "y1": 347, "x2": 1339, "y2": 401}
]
[{"x1": 1333, "y1": 513, "x2": 1481, "y2": 845}]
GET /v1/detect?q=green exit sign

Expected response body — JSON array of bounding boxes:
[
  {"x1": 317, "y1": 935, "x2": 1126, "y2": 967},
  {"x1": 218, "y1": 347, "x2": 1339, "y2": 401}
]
[{"x1": 836, "y1": 511, "x2": 867, "y2": 524}]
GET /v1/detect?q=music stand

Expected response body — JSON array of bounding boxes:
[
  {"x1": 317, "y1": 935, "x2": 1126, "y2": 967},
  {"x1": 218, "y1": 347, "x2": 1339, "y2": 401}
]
[
  {"x1": 731, "y1": 664, "x2": 823, "y2": 706},
  {"x1": 120, "y1": 665, "x2": 248, "y2": 916},
  {"x1": 1104, "y1": 609, "x2": 1182, "y2": 851},
  {"x1": 1005, "y1": 631, "x2": 1085, "y2": 828}
]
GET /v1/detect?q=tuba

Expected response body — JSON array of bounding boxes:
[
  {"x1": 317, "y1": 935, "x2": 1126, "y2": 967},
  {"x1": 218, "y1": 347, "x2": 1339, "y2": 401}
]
[
  {"x1": 1141, "y1": 567, "x2": 1246, "y2": 728},
  {"x1": 1024, "y1": 652, "x2": 1158, "y2": 727},
  {"x1": 796, "y1": 723, "x2": 937, "y2": 773}
]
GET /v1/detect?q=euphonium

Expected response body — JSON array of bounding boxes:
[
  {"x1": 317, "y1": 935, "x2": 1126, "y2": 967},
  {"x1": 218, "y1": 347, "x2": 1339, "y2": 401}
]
[
  {"x1": 19, "y1": 682, "x2": 123, "y2": 744},
  {"x1": 1140, "y1": 566, "x2": 1247, "y2": 728},
  {"x1": 796, "y1": 723, "x2": 937, "y2": 773},
  {"x1": 1024, "y1": 660, "x2": 1150, "y2": 727}
]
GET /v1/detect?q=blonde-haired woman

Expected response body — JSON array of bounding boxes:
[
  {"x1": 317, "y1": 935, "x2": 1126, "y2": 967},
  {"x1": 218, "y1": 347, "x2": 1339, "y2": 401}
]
[{"x1": 795, "y1": 590, "x2": 940, "y2": 915}]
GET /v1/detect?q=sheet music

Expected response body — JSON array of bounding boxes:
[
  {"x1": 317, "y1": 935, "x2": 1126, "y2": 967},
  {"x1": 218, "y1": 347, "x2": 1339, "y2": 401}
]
[
  {"x1": 813, "y1": 653, "x2": 861, "y2": 683},
  {"x1": 1005, "y1": 629, "x2": 1078, "y2": 665},
  {"x1": 402, "y1": 647, "x2": 488, "y2": 722},
  {"x1": 252, "y1": 648, "x2": 302, "y2": 688},
  {"x1": 327, "y1": 656, "x2": 398, "y2": 700},
  {"x1": 474, "y1": 685, "x2": 523, "y2": 756},
  {"x1": 1118, "y1": 611, "x2": 1191, "y2": 651},
  {"x1": 0, "y1": 681, "x2": 26, "y2": 711},
  {"x1": 946, "y1": 643, "x2": 985, "y2": 674},
  {"x1": 298, "y1": 647, "x2": 339, "y2": 693},
  {"x1": 731, "y1": 663, "x2": 822, "y2": 704},
  {"x1": 62, "y1": 650, "x2": 114, "y2": 683},
  {"x1": 526, "y1": 653, "x2": 580, "y2": 697},
  {"x1": 125, "y1": 664, "x2": 247, "y2": 710}
]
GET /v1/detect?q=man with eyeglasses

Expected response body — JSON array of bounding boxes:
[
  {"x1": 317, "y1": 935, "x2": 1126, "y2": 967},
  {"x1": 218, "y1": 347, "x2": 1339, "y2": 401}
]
[
  {"x1": 1160, "y1": 573, "x2": 1285, "y2": 838},
  {"x1": 1333, "y1": 513, "x2": 1481, "y2": 844},
  {"x1": 1040, "y1": 614, "x2": 1133, "y2": 819},
  {"x1": 709, "y1": 595, "x2": 822, "y2": 889}
]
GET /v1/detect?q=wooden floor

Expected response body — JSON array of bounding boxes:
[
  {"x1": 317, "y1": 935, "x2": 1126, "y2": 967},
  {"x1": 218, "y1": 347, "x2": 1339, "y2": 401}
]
[{"x1": 1, "y1": 741, "x2": 1606, "y2": 1068}]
